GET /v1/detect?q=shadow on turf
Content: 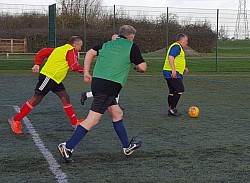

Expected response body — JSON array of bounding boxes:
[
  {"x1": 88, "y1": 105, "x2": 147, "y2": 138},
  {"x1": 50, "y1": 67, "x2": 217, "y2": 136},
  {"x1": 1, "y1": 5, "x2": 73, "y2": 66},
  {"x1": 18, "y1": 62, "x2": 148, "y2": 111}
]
[
  {"x1": 57, "y1": 144, "x2": 250, "y2": 165},
  {"x1": 56, "y1": 149, "x2": 182, "y2": 164},
  {"x1": 55, "y1": 128, "x2": 75, "y2": 131}
]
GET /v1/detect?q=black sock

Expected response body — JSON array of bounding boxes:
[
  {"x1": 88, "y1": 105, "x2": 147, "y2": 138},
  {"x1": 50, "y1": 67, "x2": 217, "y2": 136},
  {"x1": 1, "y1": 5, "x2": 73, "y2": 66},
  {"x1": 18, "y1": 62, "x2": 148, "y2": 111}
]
[
  {"x1": 168, "y1": 95, "x2": 175, "y2": 109},
  {"x1": 172, "y1": 93, "x2": 181, "y2": 108}
]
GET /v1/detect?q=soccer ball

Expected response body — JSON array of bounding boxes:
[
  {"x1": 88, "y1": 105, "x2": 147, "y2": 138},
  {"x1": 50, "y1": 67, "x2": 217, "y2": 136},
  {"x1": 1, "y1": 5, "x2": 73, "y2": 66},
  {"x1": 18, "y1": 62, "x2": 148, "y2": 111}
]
[{"x1": 188, "y1": 106, "x2": 199, "y2": 118}]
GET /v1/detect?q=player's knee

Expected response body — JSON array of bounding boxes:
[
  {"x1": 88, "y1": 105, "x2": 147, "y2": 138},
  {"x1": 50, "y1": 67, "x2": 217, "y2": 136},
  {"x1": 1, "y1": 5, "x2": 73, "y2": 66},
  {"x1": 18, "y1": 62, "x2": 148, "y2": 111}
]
[
  {"x1": 60, "y1": 95, "x2": 70, "y2": 105},
  {"x1": 176, "y1": 88, "x2": 184, "y2": 95},
  {"x1": 30, "y1": 95, "x2": 43, "y2": 106},
  {"x1": 65, "y1": 95, "x2": 70, "y2": 103},
  {"x1": 112, "y1": 108, "x2": 123, "y2": 121},
  {"x1": 179, "y1": 87, "x2": 185, "y2": 93},
  {"x1": 118, "y1": 109, "x2": 123, "y2": 118}
]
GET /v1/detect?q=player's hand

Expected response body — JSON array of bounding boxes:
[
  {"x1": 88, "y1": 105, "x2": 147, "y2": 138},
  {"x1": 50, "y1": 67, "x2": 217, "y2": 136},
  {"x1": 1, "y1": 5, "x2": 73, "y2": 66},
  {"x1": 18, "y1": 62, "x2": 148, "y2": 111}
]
[
  {"x1": 32, "y1": 64, "x2": 40, "y2": 73},
  {"x1": 84, "y1": 72, "x2": 92, "y2": 83},
  {"x1": 184, "y1": 67, "x2": 189, "y2": 74},
  {"x1": 171, "y1": 70, "x2": 177, "y2": 78},
  {"x1": 133, "y1": 65, "x2": 139, "y2": 72},
  {"x1": 133, "y1": 64, "x2": 146, "y2": 73}
]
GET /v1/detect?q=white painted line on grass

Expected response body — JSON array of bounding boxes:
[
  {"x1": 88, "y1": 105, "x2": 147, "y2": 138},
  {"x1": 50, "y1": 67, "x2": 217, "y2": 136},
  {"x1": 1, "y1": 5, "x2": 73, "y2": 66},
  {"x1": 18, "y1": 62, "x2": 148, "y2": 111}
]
[{"x1": 13, "y1": 105, "x2": 68, "y2": 183}]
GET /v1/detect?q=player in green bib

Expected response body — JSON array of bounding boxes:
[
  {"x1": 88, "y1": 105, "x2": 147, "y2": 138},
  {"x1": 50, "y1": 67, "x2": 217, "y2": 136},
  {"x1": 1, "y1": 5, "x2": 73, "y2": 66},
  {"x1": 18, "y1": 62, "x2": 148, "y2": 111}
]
[{"x1": 58, "y1": 25, "x2": 147, "y2": 162}]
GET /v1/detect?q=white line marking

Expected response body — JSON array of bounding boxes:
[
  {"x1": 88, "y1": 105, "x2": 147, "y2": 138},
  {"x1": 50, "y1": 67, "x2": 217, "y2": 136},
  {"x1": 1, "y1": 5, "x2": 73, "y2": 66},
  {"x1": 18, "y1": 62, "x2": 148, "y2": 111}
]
[{"x1": 13, "y1": 105, "x2": 68, "y2": 183}]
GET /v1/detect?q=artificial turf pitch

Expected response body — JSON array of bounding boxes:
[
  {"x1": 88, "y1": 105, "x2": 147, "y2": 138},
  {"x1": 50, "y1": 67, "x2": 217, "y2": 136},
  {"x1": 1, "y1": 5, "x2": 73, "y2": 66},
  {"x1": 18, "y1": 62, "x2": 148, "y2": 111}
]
[{"x1": 0, "y1": 70, "x2": 250, "y2": 182}]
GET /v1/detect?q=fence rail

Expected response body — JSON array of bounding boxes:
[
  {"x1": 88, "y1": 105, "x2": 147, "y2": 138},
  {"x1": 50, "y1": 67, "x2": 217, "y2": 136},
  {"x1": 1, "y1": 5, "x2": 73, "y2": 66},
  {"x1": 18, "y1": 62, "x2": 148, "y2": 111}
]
[
  {"x1": 0, "y1": 3, "x2": 250, "y2": 72},
  {"x1": 0, "y1": 38, "x2": 27, "y2": 53}
]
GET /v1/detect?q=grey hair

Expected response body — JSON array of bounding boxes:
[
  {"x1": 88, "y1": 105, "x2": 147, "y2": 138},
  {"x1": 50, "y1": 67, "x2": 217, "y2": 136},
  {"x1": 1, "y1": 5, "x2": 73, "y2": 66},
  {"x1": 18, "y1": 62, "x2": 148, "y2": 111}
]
[
  {"x1": 68, "y1": 36, "x2": 82, "y2": 44},
  {"x1": 118, "y1": 25, "x2": 137, "y2": 37},
  {"x1": 176, "y1": 33, "x2": 187, "y2": 41}
]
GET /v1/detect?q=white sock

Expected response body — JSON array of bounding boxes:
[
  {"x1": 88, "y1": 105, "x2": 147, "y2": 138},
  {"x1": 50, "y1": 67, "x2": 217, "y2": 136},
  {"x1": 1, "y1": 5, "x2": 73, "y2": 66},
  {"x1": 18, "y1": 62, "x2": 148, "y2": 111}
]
[
  {"x1": 86, "y1": 92, "x2": 93, "y2": 98},
  {"x1": 116, "y1": 95, "x2": 119, "y2": 103},
  {"x1": 86, "y1": 92, "x2": 119, "y2": 103}
]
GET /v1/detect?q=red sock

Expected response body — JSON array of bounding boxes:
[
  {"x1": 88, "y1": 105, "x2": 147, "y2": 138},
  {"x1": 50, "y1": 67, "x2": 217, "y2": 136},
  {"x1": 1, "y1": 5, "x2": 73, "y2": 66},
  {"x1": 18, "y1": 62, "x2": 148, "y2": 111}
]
[
  {"x1": 13, "y1": 101, "x2": 34, "y2": 121},
  {"x1": 63, "y1": 104, "x2": 78, "y2": 125}
]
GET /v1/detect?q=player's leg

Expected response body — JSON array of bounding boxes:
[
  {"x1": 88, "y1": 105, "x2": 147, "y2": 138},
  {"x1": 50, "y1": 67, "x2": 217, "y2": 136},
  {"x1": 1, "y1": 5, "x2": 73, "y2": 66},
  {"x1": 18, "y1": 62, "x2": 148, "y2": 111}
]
[
  {"x1": 171, "y1": 79, "x2": 184, "y2": 109},
  {"x1": 166, "y1": 79, "x2": 175, "y2": 110},
  {"x1": 57, "y1": 93, "x2": 113, "y2": 162},
  {"x1": 108, "y1": 103, "x2": 142, "y2": 156},
  {"x1": 80, "y1": 91, "x2": 92, "y2": 105},
  {"x1": 53, "y1": 85, "x2": 83, "y2": 128},
  {"x1": 108, "y1": 103, "x2": 128, "y2": 147},
  {"x1": 9, "y1": 74, "x2": 50, "y2": 134},
  {"x1": 67, "y1": 110, "x2": 102, "y2": 148},
  {"x1": 13, "y1": 94, "x2": 44, "y2": 121},
  {"x1": 166, "y1": 78, "x2": 184, "y2": 116},
  {"x1": 57, "y1": 110, "x2": 101, "y2": 162}
]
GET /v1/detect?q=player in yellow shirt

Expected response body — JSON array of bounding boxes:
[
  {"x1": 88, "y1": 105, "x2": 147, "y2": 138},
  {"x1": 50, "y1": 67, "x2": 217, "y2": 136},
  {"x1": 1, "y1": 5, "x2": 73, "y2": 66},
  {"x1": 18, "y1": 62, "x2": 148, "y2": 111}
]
[
  {"x1": 8, "y1": 36, "x2": 84, "y2": 134},
  {"x1": 163, "y1": 33, "x2": 189, "y2": 116}
]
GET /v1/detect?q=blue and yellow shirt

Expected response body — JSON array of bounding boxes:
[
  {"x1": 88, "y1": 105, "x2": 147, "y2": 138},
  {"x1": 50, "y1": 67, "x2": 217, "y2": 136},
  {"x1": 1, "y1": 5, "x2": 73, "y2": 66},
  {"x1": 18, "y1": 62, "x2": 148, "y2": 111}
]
[{"x1": 163, "y1": 42, "x2": 186, "y2": 79}]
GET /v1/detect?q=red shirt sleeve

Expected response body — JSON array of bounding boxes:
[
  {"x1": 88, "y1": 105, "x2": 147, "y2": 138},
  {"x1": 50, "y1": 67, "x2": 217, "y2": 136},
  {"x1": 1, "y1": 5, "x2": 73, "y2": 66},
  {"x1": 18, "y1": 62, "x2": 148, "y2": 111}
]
[
  {"x1": 66, "y1": 49, "x2": 84, "y2": 73},
  {"x1": 34, "y1": 48, "x2": 54, "y2": 65}
]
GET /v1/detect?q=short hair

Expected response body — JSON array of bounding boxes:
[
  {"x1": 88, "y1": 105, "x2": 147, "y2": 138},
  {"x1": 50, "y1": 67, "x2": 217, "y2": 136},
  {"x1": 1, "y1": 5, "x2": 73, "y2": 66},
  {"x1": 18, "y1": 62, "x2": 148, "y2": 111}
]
[
  {"x1": 118, "y1": 25, "x2": 137, "y2": 37},
  {"x1": 68, "y1": 36, "x2": 82, "y2": 44},
  {"x1": 176, "y1": 33, "x2": 187, "y2": 41}
]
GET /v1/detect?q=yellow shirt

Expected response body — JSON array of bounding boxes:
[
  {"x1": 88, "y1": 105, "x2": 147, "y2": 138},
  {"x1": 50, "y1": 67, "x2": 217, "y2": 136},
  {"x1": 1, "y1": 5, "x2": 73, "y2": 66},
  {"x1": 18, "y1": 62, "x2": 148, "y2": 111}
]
[
  {"x1": 40, "y1": 44, "x2": 74, "y2": 84},
  {"x1": 163, "y1": 42, "x2": 186, "y2": 75}
]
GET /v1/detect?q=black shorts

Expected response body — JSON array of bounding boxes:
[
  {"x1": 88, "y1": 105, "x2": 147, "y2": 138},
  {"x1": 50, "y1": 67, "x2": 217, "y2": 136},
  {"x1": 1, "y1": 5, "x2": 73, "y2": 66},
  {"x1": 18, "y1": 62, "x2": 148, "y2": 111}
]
[
  {"x1": 90, "y1": 78, "x2": 120, "y2": 114},
  {"x1": 34, "y1": 74, "x2": 65, "y2": 96},
  {"x1": 91, "y1": 78, "x2": 122, "y2": 97},
  {"x1": 90, "y1": 93, "x2": 117, "y2": 114},
  {"x1": 166, "y1": 78, "x2": 185, "y2": 94}
]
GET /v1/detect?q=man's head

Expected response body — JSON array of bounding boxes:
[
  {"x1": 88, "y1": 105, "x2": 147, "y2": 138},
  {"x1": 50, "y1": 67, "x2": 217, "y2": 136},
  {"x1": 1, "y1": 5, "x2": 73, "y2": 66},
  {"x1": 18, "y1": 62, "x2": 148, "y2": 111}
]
[
  {"x1": 118, "y1": 25, "x2": 136, "y2": 41},
  {"x1": 68, "y1": 36, "x2": 83, "y2": 51},
  {"x1": 176, "y1": 33, "x2": 188, "y2": 48}
]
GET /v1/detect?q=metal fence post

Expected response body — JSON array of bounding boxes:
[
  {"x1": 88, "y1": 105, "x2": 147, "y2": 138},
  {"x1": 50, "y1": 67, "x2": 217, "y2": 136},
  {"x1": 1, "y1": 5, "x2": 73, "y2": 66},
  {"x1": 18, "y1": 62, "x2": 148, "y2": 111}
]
[
  {"x1": 48, "y1": 4, "x2": 56, "y2": 47},
  {"x1": 83, "y1": 4, "x2": 87, "y2": 52},
  {"x1": 113, "y1": 5, "x2": 116, "y2": 34},
  {"x1": 216, "y1": 9, "x2": 219, "y2": 72},
  {"x1": 166, "y1": 7, "x2": 169, "y2": 53}
]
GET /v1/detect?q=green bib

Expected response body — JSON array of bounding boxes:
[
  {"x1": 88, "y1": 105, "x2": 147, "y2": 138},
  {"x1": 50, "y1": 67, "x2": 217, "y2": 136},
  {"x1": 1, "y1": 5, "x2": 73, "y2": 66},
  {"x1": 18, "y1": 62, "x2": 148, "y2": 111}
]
[{"x1": 93, "y1": 38, "x2": 133, "y2": 86}]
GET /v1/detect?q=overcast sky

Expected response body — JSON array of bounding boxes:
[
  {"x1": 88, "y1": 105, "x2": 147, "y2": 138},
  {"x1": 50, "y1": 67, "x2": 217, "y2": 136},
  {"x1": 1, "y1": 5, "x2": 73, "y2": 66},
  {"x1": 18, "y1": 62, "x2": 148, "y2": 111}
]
[{"x1": 0, "y1": 0, "x2": 248, "y2": 10}]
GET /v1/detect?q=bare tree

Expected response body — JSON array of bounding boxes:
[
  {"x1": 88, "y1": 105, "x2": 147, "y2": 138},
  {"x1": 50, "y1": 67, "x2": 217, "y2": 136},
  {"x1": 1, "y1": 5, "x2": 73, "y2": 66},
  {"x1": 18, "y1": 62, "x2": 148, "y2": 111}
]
[
  {"x1": 56, "y1": 0, "x2": 103, "y2": 29},
  {"x1": 57, "y1": 0, "x2": 102, "y2": 15}
]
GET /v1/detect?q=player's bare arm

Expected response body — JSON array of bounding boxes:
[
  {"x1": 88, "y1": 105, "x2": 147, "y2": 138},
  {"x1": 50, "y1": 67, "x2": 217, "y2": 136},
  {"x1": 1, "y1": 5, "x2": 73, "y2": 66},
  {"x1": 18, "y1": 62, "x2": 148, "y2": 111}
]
[
  {"x1": 32, "y1": 48, "x2": 55, "y2": 73},
  {"x1": 168, "y1": 55, "x2": 177, "y2": 78},
  {"x1": 84, "y1": 48, "x2": 97, "y2": 83}
]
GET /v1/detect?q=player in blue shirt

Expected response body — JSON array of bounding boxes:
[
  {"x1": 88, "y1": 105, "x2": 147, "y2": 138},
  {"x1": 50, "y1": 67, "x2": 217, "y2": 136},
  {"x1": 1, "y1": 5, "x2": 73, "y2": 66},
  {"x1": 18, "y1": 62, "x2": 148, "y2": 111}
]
[{"x1": 163, "y1": 34, "x2": 189, "y2": 116}]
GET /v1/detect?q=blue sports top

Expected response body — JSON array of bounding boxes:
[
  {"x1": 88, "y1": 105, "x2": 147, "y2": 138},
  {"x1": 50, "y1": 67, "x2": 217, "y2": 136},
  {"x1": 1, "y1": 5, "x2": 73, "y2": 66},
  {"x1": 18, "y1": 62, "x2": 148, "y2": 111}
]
[
  {"x1": 163, "y1": 45, "x2": 183, "y2": 79},
  {"x1": 169, "y1": 45, "x2": 181, "y2": 58}
]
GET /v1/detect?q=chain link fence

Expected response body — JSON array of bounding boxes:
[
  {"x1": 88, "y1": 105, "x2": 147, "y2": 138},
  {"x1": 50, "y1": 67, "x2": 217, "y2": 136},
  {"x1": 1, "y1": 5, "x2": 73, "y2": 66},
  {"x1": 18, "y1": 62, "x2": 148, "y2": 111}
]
[{"x1": 0, "y1": 3, "x2": 250, "y2": 72}]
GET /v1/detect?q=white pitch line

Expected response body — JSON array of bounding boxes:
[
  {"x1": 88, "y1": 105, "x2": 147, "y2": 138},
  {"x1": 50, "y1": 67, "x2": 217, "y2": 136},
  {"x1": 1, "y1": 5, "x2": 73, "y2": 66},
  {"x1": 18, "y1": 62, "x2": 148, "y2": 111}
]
[{"x1": 13, "y1": 105, "x2": 68, "y2": 183}]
